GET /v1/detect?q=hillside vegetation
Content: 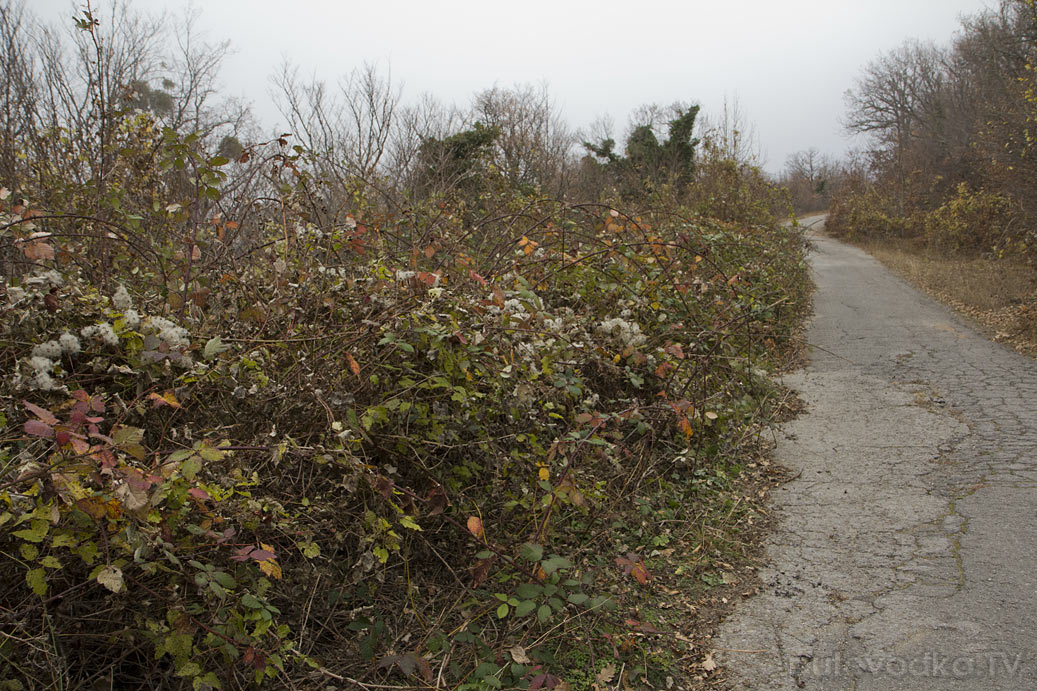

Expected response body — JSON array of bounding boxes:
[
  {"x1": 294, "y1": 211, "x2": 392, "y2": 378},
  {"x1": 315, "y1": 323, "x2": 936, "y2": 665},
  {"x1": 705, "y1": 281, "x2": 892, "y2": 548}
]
[
  {"x1": 0, "y1": 3, "x2": 809, "y2": 689},
  {"x1": 827, "y1": 0, "x2": 1036, "y2": 350}
]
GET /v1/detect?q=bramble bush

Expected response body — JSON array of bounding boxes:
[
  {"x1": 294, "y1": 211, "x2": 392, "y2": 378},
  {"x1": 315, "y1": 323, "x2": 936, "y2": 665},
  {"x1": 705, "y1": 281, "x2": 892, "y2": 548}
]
[{"x1": 0, "y1": 101, "x2": 808, "y2": 689}]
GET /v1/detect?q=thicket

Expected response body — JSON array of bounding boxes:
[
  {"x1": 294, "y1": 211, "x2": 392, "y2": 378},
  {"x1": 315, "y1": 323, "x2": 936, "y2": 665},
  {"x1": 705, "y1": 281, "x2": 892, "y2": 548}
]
[
  {"x1": 829, "y1": 0, "x2": 1037, "y2": 262},
  {"x1": 0, "y1": 3, "x2": 809, "y2": 689}
]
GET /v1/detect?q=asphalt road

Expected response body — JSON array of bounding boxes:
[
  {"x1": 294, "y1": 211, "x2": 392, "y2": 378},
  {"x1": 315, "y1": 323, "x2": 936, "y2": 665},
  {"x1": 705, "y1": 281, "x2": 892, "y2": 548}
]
[{"x1": 717, "y1": 221, "x2": 1037, "y2": 689}]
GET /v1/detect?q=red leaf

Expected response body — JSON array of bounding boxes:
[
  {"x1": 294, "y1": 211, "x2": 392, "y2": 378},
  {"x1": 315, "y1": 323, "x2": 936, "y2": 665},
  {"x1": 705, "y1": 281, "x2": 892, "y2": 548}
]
[
  {"x1": 188, "y1": 488, "x2": 212, "y2": 502},
  {"x1": 249, "y1": 549, "x2": 276, "y2": 562},
  {"x1": 23, "y1": 401, "x2": 58, "y2": 425},
  {"x1": 625, "y1": 618, "x2": 661, "y2": 633},
  {"x1": 230, "y1": 546, "x2": 253, "y2": 562},
  {"x1": 530, "y1": 673, "x2": 560, "y2": 691},
  {"x1": 24, "y1": 419, "x2": 54, "y2": 438},
  {"x1": 55, "y1": 430, "x2": 71, "y2": 446},
  {"x1": 469, "y1": 270, "x2": 488, "y2": 287}
]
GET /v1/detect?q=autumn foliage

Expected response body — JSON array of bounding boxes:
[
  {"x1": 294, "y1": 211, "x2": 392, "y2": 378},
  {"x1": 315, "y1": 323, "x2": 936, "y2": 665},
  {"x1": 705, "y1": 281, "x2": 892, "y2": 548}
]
[{"x1": 0, "y1": 5, "x2": 810, "y2": 689}]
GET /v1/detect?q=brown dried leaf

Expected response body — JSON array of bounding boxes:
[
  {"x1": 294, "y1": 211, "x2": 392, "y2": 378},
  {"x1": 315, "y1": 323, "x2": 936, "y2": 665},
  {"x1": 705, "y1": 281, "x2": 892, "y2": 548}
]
[{"x1": 509, "y1": 645, "x2": 531, "y2": 664}]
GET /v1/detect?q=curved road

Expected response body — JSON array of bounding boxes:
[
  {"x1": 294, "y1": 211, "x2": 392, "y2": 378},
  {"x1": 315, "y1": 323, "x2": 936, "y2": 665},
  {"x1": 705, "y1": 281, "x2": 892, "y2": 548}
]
[{"x1": 718, "y1": 222, "x2": 1037, "y2": 689}]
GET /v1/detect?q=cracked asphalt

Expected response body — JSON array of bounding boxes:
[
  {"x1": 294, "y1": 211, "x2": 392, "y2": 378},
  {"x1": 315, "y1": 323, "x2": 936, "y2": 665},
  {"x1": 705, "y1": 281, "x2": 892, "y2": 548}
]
[{"x1": 717, "y1": 221, "x2": 1037, "y2": 689}]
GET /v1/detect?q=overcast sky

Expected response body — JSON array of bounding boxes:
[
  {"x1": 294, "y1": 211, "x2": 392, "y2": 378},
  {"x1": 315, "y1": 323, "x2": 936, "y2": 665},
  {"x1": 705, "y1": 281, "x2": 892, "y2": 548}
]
[{"x1": 31, "y1": 0, "x2": 997, "y2": 174}]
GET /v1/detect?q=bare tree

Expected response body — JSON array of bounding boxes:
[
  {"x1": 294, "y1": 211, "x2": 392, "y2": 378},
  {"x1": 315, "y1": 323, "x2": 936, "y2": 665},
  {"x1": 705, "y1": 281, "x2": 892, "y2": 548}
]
[
  {"x1": 272, "y1": 60, "x2": 400, "y2": 217},
  {"x1": 843, "y1": 40, "x2": 947, "y2": 213},
  {"x1": 471, "y1": 83, "x2": 576, "y2": 196},
  {"x1": 0, "y1": 0, "x2": 38, "y2": 191}
]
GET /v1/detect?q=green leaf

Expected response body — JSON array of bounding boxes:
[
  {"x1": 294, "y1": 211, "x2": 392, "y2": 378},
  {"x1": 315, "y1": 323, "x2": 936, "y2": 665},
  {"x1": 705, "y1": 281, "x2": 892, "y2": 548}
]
[
  {"x1": 399, "y1": 515, "x2": 422, "y2": 531},
  {"x1": 208, "y1": 156, "x2": 230, "y2": 167},
  {"x1": 496, "y1": 602, "x2": 509, "y2": 619},
  {"x1": 514, "y1": 600, "x2": 536, "y2": 617},
  {"x1": 176, "y1": 661, "x2": 202, "y2": 678},
  {"x1": 537, "y1": 604, "x2": 552, "y2": 623},
  {"x1": 26, "y1": 568, "x2": 47, "y2": 596},
  {"x1": 13, "y1": 527, "x2": 46, "y2": 543},
  {"x1": 540, "y1": 555, "x2": 570, "y2": 574},
  {"x1": 181, "y1": 455, "x2": 202, "y2": 481},
  {"x1": 194, "y1": 672, "x2": 222, "y2": 690},
  {"x1": 197, "y1": 444, "x2": 225, "y2": 463},
  {"x1": 166, "y1": 449, "x2": 195, "y2": 464},
  {"x1": 567, "y1": 592, "x2": 589, "y2": 605},
  {"x1": 19, "y1": 543, "x2": 39, "y2": 561},
  {"x1": 240, "y1": 593, "x2": 262, "y2": 609},
  {"x1": 211, "y1": 571, "x2": 236, "y2": 589},
  {"x1": 519, "y1": 543, "x2": 543, "y2": 562},
  {"x1": 40, "y1": 556, "x2": 62, "y2": 569},
  {"x1": 113, "y1": 426, "x2": 144, "y2": 447},
  {"x1": 516, "y1": 583, "x2": 542, "y2": 599},
  {"x1": 50, "y1": 533, "x2": 76, "y2": 549}
]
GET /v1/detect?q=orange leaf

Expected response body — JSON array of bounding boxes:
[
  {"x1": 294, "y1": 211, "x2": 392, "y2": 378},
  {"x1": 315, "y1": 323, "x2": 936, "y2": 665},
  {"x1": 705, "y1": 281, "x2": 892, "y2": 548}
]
[
  {"x1": 148, "y1": 391, "x2": 181, "y2": 409},
  {"x1": 346, "y1": 353, "x2": 361, "y2": 378},
  {"x1": 467, "y1": 515, "x2": 485, "y2": 540},
  {"x1": 424, "y1": 245, "x2": 436, "y2": 259}
]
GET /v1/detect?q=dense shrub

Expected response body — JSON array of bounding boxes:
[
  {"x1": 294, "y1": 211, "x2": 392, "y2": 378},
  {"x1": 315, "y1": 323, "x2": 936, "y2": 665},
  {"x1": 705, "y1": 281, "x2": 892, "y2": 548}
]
[
  {"x1": 0, "y1": 120, "x2": 809, "y2": 687},
  {"x1": 923, "y1": 184, "x2": 1015, "y2": 255}
]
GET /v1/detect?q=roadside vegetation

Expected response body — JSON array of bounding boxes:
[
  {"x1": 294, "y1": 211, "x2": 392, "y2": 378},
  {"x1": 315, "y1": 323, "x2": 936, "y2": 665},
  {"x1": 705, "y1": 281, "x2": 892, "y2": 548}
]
[
  {"x1": 0, "y1": 2, "x2": 810, "y2": 689},
  {"x1": 825, "y1": 0, "x2": 1037, "y2": 356}
]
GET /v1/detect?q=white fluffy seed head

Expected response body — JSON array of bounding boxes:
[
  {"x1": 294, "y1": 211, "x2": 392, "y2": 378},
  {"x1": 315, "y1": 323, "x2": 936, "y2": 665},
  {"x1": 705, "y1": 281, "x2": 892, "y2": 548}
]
[
  {"x1": 31, "y1": 340, "x2": 62, "y2": 360},
  {"x1": 29, "y1": 356, "x2": 54, "y2": 373},
  {"x1": 112, "y1": 285, "x2": 132, "y2": 311},
  {"x1": 59, "y1": 332, "x2": 81, "y2": 355}
]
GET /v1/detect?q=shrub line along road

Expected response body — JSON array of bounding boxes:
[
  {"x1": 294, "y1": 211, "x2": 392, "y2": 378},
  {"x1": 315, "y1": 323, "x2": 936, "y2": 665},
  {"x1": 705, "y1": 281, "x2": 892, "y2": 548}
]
[{"x1": 717, "y1": 218, "x2": 1037, "y2": 689}]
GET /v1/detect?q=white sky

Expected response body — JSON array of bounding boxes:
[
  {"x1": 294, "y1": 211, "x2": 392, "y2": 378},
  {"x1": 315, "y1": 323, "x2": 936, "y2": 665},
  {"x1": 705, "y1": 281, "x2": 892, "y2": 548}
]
[{"x1": 31, "y1": 0, "x2": 997, "y2": 174}]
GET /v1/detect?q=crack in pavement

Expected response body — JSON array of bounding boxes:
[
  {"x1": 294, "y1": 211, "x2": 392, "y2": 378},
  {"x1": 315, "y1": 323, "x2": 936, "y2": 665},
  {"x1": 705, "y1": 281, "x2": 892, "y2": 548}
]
[{"x1": 717, "y1": 230, "x2": 1037, "y2": 689}]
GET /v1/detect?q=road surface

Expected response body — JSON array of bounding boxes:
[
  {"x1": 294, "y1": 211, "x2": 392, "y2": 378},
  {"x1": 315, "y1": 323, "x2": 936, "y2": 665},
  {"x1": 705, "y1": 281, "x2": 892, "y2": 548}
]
[{"x1": 717, "y1": 220, "x2": 1037, "y2": 689}]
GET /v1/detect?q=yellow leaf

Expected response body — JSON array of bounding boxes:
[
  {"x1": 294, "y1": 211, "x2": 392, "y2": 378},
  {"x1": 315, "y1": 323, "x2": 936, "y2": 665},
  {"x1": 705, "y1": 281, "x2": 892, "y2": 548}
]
[
  {"x1": 259, "y1": 559, "x2": 282, "y2": 580},
  {"x1": 538, "y1": 467, "x2": 550, "y2": 482}
]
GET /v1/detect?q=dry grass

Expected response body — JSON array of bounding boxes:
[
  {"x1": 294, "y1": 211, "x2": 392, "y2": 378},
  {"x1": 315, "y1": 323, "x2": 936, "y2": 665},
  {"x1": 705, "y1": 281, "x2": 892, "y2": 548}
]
[{"x1": 851, "y1": 237, "x2": 1037, "y2": 357}]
